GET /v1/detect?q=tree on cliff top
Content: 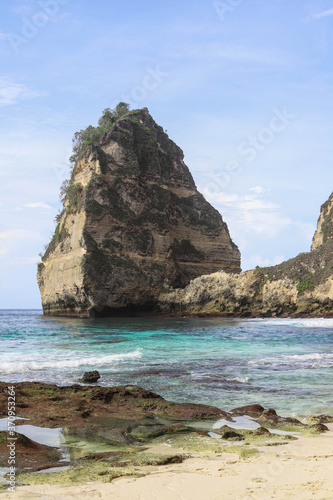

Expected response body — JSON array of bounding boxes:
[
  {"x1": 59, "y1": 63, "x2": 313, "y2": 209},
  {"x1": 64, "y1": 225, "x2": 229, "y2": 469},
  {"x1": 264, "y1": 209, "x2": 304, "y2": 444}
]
[{"x1": 69, "y1": 102, "x2": 130, "y2": 167}]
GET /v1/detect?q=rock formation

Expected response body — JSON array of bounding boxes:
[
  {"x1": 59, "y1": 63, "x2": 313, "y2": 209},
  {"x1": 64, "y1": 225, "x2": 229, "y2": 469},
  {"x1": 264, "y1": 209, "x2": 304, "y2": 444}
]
[
  {"x1": 37, "y1": 108, "x2": 240, "y2": 317},
  {"x1": 311, "y1": 192, "x2": 333, "y2": 251},
  {"x1": 158, "y1": 191, "x2": 333, "y2": 317}
]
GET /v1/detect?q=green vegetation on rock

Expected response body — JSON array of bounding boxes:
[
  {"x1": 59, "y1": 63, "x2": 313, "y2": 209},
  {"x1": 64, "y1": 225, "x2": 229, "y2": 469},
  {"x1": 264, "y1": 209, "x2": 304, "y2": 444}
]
[
  {"x1": 43, "y1": 222, "x2": 70, "y2": 260},
  {"x1": 60, "y1": 180, "x2": 84, "y2": 210},
  {"x1": 69, "y1": 103, "x2": 130, "y2": 166}
]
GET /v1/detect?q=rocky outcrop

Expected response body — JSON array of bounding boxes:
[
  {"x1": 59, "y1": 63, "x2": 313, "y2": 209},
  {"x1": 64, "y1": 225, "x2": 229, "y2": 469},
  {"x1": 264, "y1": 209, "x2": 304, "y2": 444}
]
[
  {"x1": 312, "y1": 192, "x2": 333, "y2": 250},
  {"x1": 158, "y1": 191, "x2": 333, "y2": 317},
  {"x1": 82, "y1": 370, "x2": 100, "y2": 383},
  {"x1": 38, "y1": 108, "x2": 240, "y2": 317},
  {"x1": 0, "y1": 382, "x2": 228, "y2": 428},
  {"x1": 0, "y1": 431, "x2": 62, "y2": 472}
]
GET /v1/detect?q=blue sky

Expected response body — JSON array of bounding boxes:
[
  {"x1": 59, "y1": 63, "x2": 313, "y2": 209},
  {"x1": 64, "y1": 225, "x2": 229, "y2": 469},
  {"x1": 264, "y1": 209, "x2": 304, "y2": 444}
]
[{"x1": 1, "y1": 0, "x2": 333, "y2": 308}]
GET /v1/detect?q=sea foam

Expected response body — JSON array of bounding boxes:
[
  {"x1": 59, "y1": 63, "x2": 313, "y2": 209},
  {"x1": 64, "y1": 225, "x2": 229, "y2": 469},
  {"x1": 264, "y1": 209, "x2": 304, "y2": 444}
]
[
  {"x1": 0, "y1": 349, "x2": 142, "y2": 373},
  {"x1": 248, "y1": 318, "x2": 333, "y2": 328}
]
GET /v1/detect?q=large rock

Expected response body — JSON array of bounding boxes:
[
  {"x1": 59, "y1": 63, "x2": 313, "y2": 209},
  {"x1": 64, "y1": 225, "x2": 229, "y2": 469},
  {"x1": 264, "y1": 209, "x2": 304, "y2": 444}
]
[
  {"x1": 0, "y1": 382, "x2": 229, "y2": 428},
  {"x1": 37, "y1": 108, "x2": 240, "y2": 317},
  {"x1": 311, "y1": 192, "x2": 333, "y2": 250}
]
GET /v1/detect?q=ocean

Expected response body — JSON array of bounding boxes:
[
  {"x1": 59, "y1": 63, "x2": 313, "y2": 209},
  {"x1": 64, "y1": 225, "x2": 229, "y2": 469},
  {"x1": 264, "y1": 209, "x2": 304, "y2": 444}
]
[{"x1": 1, "y1": 310, "x2": 333, "y2": 418}]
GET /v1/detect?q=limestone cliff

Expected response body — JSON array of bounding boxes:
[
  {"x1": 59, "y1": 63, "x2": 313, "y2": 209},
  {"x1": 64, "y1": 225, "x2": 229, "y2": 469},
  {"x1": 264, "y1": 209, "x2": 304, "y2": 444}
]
[
  {"x1": 38, "y1": 108, "x2": 241, "y2": 317},
  {"x1": 311, "y1": 192, "x2": 333, "y2": 251},
  {"x1": 158, "y1": 193, "x2": 333, "y2": 317}
]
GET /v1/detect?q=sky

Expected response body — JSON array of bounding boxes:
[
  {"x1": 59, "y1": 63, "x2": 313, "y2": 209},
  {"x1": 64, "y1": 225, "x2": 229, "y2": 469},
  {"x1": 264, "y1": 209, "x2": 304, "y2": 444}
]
[{"x1": 1, "y1": 0, "x2": 333, "y2": 308}]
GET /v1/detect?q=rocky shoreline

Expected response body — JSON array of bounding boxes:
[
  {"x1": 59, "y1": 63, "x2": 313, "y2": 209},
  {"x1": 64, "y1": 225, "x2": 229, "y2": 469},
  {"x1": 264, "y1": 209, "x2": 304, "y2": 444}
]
[
  {"x1": 35, "y1": 106, "x2": 333, "y2": 319},
  {"x1": 157, "y1": 239, "x2": 333, "y2": 318},
  {"x1": 1, "y1": 382, "x2": 332, "y2": 487}
]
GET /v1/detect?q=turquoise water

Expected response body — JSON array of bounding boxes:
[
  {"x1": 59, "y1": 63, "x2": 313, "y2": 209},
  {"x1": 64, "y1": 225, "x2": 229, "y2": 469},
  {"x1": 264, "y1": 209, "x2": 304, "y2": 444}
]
[{"x1": 1, "y1": 310, "x2": 333, "y2": 417}]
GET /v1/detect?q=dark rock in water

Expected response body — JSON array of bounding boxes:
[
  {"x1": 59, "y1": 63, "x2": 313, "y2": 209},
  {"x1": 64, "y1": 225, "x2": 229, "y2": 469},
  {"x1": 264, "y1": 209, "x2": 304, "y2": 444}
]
[
  {"x1": 82, "y1": 370, "x2": 101, "y2": 383},
  {"x1": 230, "y1": 404, "x2": 265, "y2": 418}
]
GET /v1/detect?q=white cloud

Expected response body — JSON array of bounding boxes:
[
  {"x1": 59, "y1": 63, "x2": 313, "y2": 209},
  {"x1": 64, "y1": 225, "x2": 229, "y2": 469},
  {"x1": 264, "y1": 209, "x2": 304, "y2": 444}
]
[
  {"x1": 304, "y1": 8, "x2": 333, "y2": 22},
  {"x1": 0, "y1": 77, "x2": 46, "y2": 106},
  {"x1": 0, "y1": 230, "x2": 29, "y2": 255},
  {"x1": 249, "y1": 186, "x2": 266, "y2": 194},
  {"x1": 202, "y1": 187, "x2": 292, "y2": 237},
  {"x1": 199, "y1": 189, "x2": 239, "y2": 204},
  {"x1": 239, "y1": 199, "x2": 280, "y2": 211},
  {"x1": 25, "y1": 203, "x2": 52, "y2": 210}
]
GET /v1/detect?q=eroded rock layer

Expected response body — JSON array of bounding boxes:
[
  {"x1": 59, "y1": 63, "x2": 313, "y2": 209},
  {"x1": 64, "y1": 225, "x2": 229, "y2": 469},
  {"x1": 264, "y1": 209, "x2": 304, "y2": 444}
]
[
  {"x1": 158, "y1": 192, "x2": 333, "y2": 318},
  {"x1": 312, "y1": 191, "x2": 333, "y2": 251},
  {"x1": 38, "y1": 108, "x2": 240, "y2": 317}
]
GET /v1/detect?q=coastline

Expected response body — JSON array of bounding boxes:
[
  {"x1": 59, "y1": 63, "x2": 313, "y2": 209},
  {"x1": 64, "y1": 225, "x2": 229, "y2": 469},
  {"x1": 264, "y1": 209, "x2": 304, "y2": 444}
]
[
  {"x1": 38, "y1": 309, "x2": 333, "y2": 319},
  {"x1": 2, "y1": 423, "x2": 333, "y2": 499},
  {"x1": 1, "y1": 382, "x2": 333, "y2": 499}
]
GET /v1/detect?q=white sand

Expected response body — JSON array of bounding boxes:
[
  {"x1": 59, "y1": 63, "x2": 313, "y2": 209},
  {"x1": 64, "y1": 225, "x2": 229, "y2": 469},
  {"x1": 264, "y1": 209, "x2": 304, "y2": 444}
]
[{"x1": 3, "y1": 424, "x2": 333, "y2": 499}]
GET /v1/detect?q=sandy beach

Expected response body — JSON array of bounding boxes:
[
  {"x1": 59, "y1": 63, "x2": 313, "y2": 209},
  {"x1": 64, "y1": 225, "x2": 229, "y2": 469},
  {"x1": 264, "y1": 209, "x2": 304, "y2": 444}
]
[{"x1": 2, "y1": 423, "x2": 332, "y2": 500}]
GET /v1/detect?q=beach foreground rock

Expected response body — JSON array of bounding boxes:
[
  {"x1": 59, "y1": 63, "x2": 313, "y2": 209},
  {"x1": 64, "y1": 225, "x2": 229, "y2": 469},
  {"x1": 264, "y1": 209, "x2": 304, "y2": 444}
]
[
  {"x1": 0, "y1": 382, "x2": 229, "y2": 430},
  {"x1": 0, "y1": 382, "x2": 330, "y2": 481}
]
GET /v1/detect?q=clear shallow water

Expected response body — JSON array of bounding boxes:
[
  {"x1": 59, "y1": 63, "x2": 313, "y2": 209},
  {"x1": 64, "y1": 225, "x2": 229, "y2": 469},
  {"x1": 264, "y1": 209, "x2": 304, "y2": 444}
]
[{"x1": 1, "y1": 310, "x2": 333, "y2": 417}]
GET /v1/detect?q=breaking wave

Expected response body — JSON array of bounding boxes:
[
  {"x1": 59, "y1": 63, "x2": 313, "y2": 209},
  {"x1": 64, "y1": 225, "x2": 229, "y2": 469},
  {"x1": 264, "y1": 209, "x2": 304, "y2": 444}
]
[
  {"x1": 0, "y1": 349, "x2": 142, "y2": 373},
  {"x1": 248, "y1": 318, "x2": 333, "y2": 328}
]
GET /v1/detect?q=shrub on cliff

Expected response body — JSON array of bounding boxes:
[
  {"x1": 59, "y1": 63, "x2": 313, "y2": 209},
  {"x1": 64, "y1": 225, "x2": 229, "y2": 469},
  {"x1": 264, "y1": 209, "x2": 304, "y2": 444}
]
[{"x1": 69, "y1": 102, "x2": 130, "y2": 166}]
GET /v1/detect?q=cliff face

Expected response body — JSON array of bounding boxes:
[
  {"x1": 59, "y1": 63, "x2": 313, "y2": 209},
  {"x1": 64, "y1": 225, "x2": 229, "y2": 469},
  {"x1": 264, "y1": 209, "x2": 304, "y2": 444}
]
[
  {"x1": 311, "y1": 192, "x2": 333, "y2": 251},
  {"x1": 38, "y1": 108, "x2": 241, "y2": 317},
  {"x1": 158, "y1": 193, "x2": 333, "y2": 318}
]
